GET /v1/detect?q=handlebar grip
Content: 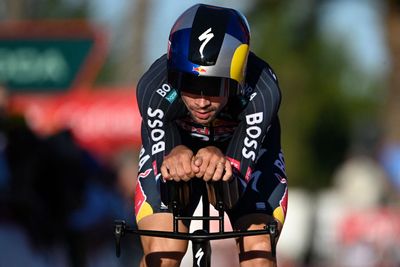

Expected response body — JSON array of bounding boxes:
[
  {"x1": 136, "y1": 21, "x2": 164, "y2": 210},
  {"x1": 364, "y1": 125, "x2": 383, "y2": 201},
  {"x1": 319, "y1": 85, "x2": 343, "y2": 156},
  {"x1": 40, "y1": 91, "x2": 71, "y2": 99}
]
[
  {"x1": 161, "y1": 177, "x2": 245, "y2": 212},
  {"x1": 206, "y1": 178, "x2": 244, "y2": 210},
  {"x1": 160, "y1": 180, "x2": 192, "y2": 210}
]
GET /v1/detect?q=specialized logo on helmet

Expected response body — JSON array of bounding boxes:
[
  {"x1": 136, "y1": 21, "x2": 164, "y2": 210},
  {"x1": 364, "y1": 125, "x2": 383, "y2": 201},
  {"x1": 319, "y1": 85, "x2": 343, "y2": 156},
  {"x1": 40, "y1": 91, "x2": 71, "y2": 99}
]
[{"x1": 198, "y1": 28, "x2": 214, "y2": 58}]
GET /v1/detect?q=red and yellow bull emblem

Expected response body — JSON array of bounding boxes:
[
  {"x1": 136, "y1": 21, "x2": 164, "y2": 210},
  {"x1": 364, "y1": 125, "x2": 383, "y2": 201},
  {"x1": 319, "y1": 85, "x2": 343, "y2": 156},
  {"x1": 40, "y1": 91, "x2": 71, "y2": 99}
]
[
  {"x1": 193, "y1": 66, "x2": 207, "y2": 74},
  {"x1": 135, "y1": 181, "x2": 154, "y2": 223}
]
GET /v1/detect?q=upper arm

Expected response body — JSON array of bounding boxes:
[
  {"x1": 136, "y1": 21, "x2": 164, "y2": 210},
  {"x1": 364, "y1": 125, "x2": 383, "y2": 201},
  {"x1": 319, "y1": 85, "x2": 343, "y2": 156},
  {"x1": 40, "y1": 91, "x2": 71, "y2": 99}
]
[
  {"x1": 225, "y1": 54, "x2": 282, "y2": 181},
  {"x1": 136, "y1": 54, "x2": 186, "y2": 172}
]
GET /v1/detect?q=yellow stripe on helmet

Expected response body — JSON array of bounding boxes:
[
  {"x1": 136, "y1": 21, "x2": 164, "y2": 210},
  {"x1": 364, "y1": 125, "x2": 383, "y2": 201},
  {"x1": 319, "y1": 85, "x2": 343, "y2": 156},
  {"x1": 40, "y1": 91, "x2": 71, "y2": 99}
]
[{"x1": 230, "y1": 44, "x2": 249, "y2": 84}]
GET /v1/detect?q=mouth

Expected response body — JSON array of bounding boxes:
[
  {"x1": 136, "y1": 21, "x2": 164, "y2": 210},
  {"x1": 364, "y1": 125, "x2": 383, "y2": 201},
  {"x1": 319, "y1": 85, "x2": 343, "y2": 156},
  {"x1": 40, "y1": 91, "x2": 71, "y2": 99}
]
[{"x1": 193, "y1": 110, "x2": 213, "y2": 120}]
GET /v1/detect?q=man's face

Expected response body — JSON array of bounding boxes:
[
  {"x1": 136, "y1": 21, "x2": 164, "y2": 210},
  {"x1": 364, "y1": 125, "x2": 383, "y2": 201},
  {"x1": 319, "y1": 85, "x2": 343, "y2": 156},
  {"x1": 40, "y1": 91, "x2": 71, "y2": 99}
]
[{"x1": 181, "y1": 92, "x2": 228, "y2": 125}]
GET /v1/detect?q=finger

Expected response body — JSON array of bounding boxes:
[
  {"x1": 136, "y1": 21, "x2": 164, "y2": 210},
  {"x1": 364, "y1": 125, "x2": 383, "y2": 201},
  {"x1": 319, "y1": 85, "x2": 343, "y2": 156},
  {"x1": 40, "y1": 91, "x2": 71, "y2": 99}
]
[
  {"x1": 191, "y1": 158, "x2": 199, "y2": 174},
  {"x1": 172, "y1": 175, "x2": 181, "y2": 182},
  {"x1": 195, "y1": 157, "x2": 209, "y2": 178},
  {"x1": 203, "y1": 169, "x2": 212, "y2": 181},
  {"x1": 183, "y1": 159, "x2": 194, "y2": 178},
  {"x1": 194, "y1": 156, "x2": 203, "y2": 167},
  {"x1": 195, "y1": 167, "x2": 205, "y2": 178},
  {"x1": 168, "y1": 164, "x2": 179, "y2": 181},
  {"x1": 176, "y1": 161, "x2": 193, "y2": 181},
  {"x1": 192, "y1": 156, "x2": 201, "y2": 174},
  {"x1": 171, "y1": 163, "x2": 182, "y2": 182},
  {"x1": 222, "y1": 161, "x2": 233, "y2": 181},
  {"x1": 212, "y1": 161, "x2": 225, "y2": 181},
  {"x1": 176, "y1": 161, "x2": 187, "y2": 180},
  {"x1": 160, "y1": 163, "x2": 171, "y2": 180},
  {"x1": 203, "y1": 160, "x2": 218, "y2": 181}
]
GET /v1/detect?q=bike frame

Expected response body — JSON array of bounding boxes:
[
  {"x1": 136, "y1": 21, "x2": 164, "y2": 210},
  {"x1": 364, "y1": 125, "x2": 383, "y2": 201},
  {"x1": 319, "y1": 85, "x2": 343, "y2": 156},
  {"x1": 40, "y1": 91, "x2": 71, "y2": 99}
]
[{"x1": 114, "y1": 181, "x2": 279, "y2": 267}]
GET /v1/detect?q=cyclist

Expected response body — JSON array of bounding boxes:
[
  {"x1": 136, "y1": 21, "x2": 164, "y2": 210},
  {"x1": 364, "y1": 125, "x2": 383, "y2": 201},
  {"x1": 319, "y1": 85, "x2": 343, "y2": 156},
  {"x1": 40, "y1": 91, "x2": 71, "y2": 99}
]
[{"x1": 135, "y1": 4, "x2": 288, "y2": 267}]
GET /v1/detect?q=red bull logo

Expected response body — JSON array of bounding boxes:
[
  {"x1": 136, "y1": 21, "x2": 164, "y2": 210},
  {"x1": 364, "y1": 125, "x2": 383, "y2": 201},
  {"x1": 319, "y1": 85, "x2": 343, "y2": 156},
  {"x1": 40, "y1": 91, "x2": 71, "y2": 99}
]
[
  {"x1": 134, "y1": 181, "x2": 146, "y2": 215},
  {"x1": 135, "y1": 180, "x2": 154, "y2": 222},
  {"x1": 138, "y1": 168, "x2": 152, "y2": 179},
  {"x1": 193, "y1": 66, "x2": 207, "y2": 74}
]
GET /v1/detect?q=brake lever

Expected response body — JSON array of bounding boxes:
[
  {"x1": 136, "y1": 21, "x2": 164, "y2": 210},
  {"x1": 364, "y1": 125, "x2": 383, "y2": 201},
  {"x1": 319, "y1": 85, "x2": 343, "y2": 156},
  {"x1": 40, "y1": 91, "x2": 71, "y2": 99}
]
[
  {"x1": 114, "y1": 220, "x2": 126, "y2": 257},
  {"x1": 268, "y1": 220, "x2": 279, "y2": 258}
]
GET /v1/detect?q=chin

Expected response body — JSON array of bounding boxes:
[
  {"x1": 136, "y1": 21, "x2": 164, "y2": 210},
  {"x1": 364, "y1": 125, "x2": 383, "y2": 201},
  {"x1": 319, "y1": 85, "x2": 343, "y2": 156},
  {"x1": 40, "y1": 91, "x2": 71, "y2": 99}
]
[
  {"x1": 194, "y1": 118, "x2": 210, "y2": 125},
  {"x1": 192, "y1": 116, "x2": 212, "y2": 125},
  {"x1": 190, "y1": 110, "x2": 218, "y2": 125}
]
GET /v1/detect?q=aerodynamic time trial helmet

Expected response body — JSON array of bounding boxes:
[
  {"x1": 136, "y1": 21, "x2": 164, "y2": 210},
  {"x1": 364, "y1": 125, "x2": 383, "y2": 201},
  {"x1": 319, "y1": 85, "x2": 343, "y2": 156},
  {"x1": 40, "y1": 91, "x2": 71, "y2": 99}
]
[{"x1": 167, "y1": 4, "x2": 250, "y2": 97}]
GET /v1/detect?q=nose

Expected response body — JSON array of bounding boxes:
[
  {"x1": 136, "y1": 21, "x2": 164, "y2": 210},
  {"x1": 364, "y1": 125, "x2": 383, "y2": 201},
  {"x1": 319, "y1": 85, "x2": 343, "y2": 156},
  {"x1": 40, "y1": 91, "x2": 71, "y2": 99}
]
[{"x1": 196, "y1": 96, "x2": 211, "y2": 108}]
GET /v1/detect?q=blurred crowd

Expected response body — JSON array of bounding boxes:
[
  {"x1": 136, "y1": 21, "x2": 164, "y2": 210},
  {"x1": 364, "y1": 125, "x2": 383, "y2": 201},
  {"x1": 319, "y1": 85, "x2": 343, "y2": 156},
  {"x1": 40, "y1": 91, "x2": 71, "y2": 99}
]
[
  {"x1": 0, "y1": 84, "x2": 142, "y2": 267},
  {"x1": 277, "y1": 142, "x2": 400, "y2": 266}
]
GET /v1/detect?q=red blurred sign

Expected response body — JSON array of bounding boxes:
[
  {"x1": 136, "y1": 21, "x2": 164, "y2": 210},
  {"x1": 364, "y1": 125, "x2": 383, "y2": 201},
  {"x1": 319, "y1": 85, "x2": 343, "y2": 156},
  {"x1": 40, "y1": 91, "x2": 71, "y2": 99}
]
[
  {"x1": 338, "y1": 208, "x2": 400, "y2": 245},
  {"x1": 10, "y1": 88, "x2": 142, "y2": 157}
]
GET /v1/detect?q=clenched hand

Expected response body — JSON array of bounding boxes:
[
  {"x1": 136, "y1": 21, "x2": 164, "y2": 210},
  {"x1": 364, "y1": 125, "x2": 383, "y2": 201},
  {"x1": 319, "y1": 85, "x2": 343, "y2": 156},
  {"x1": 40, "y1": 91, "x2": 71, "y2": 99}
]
[
  {"x1": 192, "y1": 146, "x2": 232, "y2": 181},
  {"x1": 160, "y1": 145, "x2": 196, "y2": 182}
]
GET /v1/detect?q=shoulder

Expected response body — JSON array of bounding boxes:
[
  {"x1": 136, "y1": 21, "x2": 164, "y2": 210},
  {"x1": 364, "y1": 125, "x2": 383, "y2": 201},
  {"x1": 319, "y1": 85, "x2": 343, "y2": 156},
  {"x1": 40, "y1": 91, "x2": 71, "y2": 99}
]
[
  {"x1": 136, "y1": 54, "x2": 168, "y2": 115},
  {"x1": 245, "y1": 52, "x2": 279, "y2": 89},
  {"x1": 136, "y1": 54, "x2": 186, "y2": 118},
  {"x1": 137, "y1": 54, "x2": 168, "y2": 96},
  {"x1": 239, "y1": 52, "x2": 282, "y2": 112}
]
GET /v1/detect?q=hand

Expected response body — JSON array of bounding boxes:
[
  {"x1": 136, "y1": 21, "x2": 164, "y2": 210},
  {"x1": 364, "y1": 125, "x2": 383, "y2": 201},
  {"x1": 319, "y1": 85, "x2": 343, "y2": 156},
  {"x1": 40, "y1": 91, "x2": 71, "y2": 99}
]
[
  {"x1": 160, "y1": 145, "x2": 195, "y2": 182},
  {"x1": 192, "y1": 146, "x2": 232, "y2": 182}
]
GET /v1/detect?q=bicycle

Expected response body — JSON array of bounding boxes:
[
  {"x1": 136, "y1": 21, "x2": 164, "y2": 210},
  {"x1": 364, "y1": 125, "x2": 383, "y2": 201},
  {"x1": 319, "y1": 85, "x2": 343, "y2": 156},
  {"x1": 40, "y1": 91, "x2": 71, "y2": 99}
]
[{"x1": 114, "y1": 178, "x2": 279, "y2": 267}]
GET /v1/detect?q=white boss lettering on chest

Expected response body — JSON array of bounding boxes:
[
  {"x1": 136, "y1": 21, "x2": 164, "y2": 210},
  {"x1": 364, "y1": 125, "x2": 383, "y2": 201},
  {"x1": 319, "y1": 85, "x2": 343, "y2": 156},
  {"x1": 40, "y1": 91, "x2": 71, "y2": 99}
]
[
  {"x1": 147, "y1": 107, "x2": 165, "y2": 155},
  {"x1": 242, "y1": 112, "x2": 263, "y2": 161},
  {"x1": 156, "y1": 83, "x2": 171, "y2": 97}
]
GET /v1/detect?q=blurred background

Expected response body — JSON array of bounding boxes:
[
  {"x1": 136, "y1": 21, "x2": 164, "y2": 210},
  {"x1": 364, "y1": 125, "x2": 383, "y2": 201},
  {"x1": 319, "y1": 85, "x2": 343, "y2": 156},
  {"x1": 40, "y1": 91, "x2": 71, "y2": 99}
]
[{"x1": 0, "y1": 0, "x2": 399, "y2": 266}]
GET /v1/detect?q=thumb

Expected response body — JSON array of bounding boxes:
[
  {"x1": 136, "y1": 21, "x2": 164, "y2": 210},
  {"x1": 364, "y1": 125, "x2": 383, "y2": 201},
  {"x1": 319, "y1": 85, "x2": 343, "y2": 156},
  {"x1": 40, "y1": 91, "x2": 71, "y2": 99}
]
[
  {"x1": 192, "y1": 156, "x2": 201, "y2": 173},
  {"x1": 194, "y1": 156, "x2": 202, "y2": 167}
]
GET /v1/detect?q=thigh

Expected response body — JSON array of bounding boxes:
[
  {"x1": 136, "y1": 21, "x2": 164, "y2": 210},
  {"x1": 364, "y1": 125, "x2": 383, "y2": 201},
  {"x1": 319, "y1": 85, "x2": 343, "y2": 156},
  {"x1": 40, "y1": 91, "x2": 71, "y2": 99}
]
[
  {"x1": 226, "y1": 123, "x2": 288, "y2": 226},
  {"x1": 138, "y1": 213, "x2": 189, "y2": 253},
  {"x1": 135, "y1": 126, "x2": 203, "y2": 225}
]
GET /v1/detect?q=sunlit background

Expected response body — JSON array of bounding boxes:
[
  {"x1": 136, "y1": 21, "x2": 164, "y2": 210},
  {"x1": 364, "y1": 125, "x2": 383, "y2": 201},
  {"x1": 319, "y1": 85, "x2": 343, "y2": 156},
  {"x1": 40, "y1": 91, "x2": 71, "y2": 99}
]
[{"x1": 0, "y1": 0, "x2": 399, "y2": 266}]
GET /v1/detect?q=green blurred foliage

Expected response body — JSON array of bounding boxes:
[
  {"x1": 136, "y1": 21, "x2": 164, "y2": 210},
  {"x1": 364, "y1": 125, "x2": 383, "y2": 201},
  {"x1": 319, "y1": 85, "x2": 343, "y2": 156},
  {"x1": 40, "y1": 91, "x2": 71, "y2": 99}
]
[
  {"x1": 4, "y1": 0, "x2": 88, "y2": 19},
  {"x1": 248, "y1": 0, "x2": 383, "y2": 190}
]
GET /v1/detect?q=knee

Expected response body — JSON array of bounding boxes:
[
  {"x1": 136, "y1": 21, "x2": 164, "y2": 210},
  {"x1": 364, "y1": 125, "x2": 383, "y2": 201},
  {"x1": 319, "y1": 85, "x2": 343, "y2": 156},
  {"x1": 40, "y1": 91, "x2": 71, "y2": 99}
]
[
  {"x1": 143, "y1": 252, "x2": 185, "y2": 267},
  {"x1": 138, "y1": 214, "x2": 189, "y2": 266},
  {"x1": 237, "y1": 235, "x2": 277, "y2": 264},
  {"x1": 234, "y1": 214, "x2": 282, "y2": 253},
  {"x1": 144, "y1": 238, "x2": 188, "y2": 254},
  {"x1": 141, "y1": 238, "x2": 188, "y2": 267},
  {"x1": 240, "y1": 234, "x2": 272, "y2": 252}
]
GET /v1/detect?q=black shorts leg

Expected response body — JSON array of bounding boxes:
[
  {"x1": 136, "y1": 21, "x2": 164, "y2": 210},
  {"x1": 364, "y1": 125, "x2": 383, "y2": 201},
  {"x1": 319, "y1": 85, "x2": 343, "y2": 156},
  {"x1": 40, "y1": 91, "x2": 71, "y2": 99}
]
[
  {"x1": 135, "y1": 125, "x2": 203, "y2": 225},
  {"x1": 226, "y1": 122, "x2": 288, "y2": 226}
]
